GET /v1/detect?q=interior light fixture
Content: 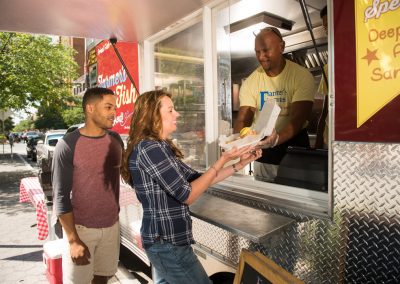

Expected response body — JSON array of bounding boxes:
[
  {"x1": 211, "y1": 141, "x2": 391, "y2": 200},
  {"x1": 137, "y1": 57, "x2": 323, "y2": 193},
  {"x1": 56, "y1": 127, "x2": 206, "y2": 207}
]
[{"x1": 226, "y1": 11, "x2": 294, "y2": 34}]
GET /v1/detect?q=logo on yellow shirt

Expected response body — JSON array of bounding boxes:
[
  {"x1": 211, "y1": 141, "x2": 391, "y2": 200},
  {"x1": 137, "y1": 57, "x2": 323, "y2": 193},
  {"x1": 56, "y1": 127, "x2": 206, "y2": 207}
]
[{"x1": 260, "y1": 91, "x2": 287, "y2": 110}]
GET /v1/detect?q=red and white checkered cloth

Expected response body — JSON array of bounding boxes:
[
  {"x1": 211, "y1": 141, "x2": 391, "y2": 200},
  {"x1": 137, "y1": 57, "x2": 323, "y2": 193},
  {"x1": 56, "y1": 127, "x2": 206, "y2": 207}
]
[
  {"x1": 119, "y1": 180, "x2": 139, "y2": 207},
  {"x1": 19, "y1": 177, "x2": 48, "y2": 240},
  {"x1": 19, "y1": 177, "x2": 139, "y2": 241},
  {"x1": 119, "y1": 179, "x2": 144, "y2": 250}
]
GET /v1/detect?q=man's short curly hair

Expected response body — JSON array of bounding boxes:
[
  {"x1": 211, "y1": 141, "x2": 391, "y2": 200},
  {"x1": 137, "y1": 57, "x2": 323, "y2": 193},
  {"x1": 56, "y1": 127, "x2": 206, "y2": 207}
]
[{"x1": 82, "y1": 87, "x2": 114, "y2": 113}]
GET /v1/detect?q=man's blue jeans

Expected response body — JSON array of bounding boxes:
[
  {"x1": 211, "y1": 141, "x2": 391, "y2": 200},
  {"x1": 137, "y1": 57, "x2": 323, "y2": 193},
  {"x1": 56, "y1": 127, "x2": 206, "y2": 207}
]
[{"x1": 145, "y1": 241, "x2": 212, "y2": 284}]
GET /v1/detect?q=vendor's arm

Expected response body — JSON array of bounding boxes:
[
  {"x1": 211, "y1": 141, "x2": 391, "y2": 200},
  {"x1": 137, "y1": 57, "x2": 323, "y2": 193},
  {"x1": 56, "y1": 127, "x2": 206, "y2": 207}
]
[
  {"x1": 233, "y1": 106, "x2": 255, "y2": 133},
  {"x1": 315, "y1": 95, "x2": 328, "y2": 149},
  {"x1": 259, "y1": 101, "x2": 313, "y2": 147},
  {"x1": 259, "y1": 67, "x2": 315, "y2": 148},
  {"x1": 234, "y1": 77, "x2": 257, "y2": 133}
]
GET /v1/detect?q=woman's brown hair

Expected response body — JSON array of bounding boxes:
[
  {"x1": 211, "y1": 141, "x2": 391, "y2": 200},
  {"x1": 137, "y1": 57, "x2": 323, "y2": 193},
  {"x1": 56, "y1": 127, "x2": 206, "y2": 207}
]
[{"x1": 121, "y1": 90, "x2": 183, "y2": 184}]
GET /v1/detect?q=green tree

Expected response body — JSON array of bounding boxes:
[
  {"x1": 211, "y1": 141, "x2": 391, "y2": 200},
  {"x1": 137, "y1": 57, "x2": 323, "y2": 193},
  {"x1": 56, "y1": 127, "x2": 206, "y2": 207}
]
[
  {"x1": 0, "y1": 117, "x2": 14, "y2": 132},
  {"x1": 34, "y1": 104, "x2": 67, "y2": 130},
  {"x1": 62, "y1": 106, "x2": 84, "y2": 127},
  {"x1": 13, "y1": 119, "x2": 35, "y2": 132},
  {"x1": 60, "y1": 96, "x2": 84, "y2": 127},
  {"x1": 0, "y1": 32, "x2": 78, "y2": 112}
]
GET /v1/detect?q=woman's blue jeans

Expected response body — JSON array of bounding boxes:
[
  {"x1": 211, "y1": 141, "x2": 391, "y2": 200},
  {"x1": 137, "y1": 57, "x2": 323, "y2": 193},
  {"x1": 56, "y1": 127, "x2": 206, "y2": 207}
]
[{"x1": 145, "y1": 241, "x2": 212, "y2": 284}]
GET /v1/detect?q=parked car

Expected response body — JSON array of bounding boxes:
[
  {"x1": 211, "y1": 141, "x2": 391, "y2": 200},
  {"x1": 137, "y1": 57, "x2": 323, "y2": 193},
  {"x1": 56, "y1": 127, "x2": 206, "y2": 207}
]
[
  {"x1": 36, "y1": 129, "x2": 67, "y2": 194},
  {"x1": 8, "y1": 132, "x2": 22, "y2": 143},
  {"x1": 65, "y1": 123, "x2": 84, "y2": 135},
  {"x1": 22, "y1": 131, "x2": 41, "y2": 143},
  {"x1": 26, "y1": 135, "x2": 43, "y2": 162}
]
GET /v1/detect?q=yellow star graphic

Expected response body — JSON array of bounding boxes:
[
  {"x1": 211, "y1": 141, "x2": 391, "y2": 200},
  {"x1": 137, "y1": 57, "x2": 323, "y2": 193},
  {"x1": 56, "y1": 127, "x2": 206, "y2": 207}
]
[{"x1": 362, "y1": 48, "x2": 379, "y2": 66}]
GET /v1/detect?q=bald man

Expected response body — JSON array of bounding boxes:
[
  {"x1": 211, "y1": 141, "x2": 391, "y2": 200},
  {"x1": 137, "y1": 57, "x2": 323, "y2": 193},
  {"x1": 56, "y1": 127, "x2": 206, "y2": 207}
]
[{"x1": 234, "y1": 27, "x2": 315, "y2": 182}]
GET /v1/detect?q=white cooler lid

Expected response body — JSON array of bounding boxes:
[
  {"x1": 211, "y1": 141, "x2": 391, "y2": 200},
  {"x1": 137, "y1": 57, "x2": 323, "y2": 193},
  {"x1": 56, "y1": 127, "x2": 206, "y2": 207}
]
[{"x1": 43, "y1": 239, "x2": 65, "y2": 258}]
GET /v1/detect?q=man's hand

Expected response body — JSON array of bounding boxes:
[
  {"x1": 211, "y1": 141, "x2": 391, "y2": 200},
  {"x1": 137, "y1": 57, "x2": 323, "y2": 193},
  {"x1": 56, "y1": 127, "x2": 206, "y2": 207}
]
[
  {"x1": 69, "y1": 239, "x2": 91, "y2": 265},
  {"x1": 58, "y1": 213, "x2": 90, "y2": 265},
  {"x1": 257, "y1": 129, "x2": 279, "y2": 149}
]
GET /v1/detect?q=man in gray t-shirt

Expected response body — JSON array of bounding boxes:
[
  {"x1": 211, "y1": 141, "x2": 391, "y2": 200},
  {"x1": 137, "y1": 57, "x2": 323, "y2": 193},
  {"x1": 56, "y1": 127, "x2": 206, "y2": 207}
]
[{"x1": 52, "y1": 87, "x2": 123, "y2": 284}]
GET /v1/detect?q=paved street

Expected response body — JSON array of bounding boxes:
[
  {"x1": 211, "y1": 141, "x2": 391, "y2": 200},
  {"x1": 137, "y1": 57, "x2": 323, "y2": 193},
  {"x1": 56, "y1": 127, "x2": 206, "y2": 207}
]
[{"x1": 0, "y1": 142, "x2": 149, "y2": 283}]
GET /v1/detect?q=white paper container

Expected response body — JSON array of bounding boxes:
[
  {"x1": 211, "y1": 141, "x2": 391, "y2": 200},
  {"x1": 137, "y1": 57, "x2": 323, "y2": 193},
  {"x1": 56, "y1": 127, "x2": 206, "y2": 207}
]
[{"x1": 219, "y1": 99, "x2": 281, "y2": 150}]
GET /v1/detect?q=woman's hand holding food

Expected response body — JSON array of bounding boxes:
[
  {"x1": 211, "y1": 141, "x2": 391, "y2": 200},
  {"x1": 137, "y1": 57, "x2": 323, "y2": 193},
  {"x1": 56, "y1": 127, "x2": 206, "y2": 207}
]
[
  {"x1": 238, "y1": 149, "x2": 262, "y2": 166},
  {"x1": 220, "y1": 145, "x2": 253, "y2": 164}
]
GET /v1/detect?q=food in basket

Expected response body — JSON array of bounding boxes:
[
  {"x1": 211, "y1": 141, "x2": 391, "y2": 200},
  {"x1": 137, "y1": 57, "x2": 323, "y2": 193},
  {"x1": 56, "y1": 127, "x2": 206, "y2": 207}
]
[
  {"x1": 239, "y1": 127, "x2": 256, "y2": 138},
  {"x1": 225, "y1": 128, "x2": 257, "y2": 144},
  {"x1": 219, "y1": 99, "x2": 281, "y2": 150}
]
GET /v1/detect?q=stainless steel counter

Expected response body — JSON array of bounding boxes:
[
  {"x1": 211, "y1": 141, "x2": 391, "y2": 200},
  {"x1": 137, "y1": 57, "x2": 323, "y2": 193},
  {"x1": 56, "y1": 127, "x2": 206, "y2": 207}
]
[{"x1": 190, "y1": 193, "x2": 294, "y2": 243}]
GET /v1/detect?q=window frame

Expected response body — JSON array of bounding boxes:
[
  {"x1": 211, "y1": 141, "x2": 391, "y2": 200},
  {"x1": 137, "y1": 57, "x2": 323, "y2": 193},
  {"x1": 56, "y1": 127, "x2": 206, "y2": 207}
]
[{"x1": 139, "y1": 0, "x2": 333, "y2": 219}]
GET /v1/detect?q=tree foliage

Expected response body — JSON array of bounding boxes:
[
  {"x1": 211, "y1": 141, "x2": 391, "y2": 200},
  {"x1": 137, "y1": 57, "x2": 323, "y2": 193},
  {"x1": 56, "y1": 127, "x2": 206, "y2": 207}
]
[
  {"x1": 62, "y1": 106, "x2": 84, "y2": 127},
  {"x1": 13, "y1": 119, "x2": 35, "y2": 132},
  {"x1": 34, "y1": 104, "x2": 67, "y2": 130},
  {"x1": 0, "y1": 117, "x2": 14, "y2": 133},
  {"x1": 0, "y1": 32, "x2": 79, "y2": 111},
  {"x1": 61, "y1": 96, "x2": 84, "y2": 127}
]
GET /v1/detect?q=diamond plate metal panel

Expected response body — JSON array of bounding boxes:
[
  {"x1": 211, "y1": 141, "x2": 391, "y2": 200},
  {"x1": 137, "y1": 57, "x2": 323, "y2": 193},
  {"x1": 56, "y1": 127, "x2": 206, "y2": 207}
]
[
  {"x1": 334, "y1": 142, "x2": 400, "y2": 283},
  {"x1": 193, "y1": 142, "x2": 400, "y2": 283},
  {"x1": 197, "y1": 190, "x2": 342, "y2": 283},
  {"x1": 193, "y1": 218, "x2": 252, "y2": 266}
]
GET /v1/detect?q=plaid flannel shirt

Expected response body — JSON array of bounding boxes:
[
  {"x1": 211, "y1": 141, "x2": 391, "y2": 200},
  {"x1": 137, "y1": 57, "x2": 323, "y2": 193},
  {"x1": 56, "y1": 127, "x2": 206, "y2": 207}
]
[{"x1": 129, "y1": 139, "x2": 201, "y2": 247}]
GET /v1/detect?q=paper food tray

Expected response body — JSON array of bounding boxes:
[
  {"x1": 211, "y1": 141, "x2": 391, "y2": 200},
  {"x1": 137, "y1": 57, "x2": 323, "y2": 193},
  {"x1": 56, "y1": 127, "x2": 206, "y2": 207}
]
[{"x1": 219, "y1": 99, "x2": 281, "y2": 150}]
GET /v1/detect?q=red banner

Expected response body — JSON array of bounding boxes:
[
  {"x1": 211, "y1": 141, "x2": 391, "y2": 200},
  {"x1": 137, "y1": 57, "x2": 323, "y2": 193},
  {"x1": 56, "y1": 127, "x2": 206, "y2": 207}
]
[{"x1": 96, "y1": 40, "x2": 139, "y2": 134}]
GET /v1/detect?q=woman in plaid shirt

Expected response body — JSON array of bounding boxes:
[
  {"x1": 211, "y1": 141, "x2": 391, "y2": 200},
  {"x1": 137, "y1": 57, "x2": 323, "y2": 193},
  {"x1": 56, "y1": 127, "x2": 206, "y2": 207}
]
[{"x1": 121, "y1": 90, "x2": 261, "y2": 284}]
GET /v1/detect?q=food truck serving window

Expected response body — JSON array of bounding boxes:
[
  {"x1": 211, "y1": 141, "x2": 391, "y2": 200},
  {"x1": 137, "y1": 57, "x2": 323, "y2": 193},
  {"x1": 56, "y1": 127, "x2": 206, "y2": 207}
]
[{"x1": 143, "y1": 0, "x2": 331, "y2": 218}]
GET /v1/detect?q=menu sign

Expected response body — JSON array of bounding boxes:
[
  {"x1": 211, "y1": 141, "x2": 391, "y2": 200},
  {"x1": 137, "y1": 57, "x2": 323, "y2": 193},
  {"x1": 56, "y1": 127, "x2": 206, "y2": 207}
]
[
  {"x1": 96, "y1": 40, "x2": 139, "y2": 134},
  {"x1": 355, "y1": 0, "x2": 400, "y2": 127},
  {"x1": 334, "y1": 0, "x2": 400, "y2": 142}
]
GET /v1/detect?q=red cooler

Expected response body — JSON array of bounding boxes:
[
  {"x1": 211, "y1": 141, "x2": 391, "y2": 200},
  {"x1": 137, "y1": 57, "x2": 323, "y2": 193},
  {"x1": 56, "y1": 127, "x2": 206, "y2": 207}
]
[{"x1": 43, "y1": 239, "x2": 64, "y2": 284}]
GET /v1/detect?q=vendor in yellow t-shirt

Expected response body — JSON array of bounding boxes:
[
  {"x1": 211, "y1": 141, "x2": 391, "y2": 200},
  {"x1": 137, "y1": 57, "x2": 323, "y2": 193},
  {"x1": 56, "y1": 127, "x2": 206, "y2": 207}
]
[{"x1": 233, "y1": 27, "x2": 315, "y2": 182}]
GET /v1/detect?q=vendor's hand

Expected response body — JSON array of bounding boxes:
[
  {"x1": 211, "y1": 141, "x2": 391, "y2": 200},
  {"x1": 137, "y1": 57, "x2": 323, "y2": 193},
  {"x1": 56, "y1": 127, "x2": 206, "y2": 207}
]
[
  {"x1": 69, "y1": 239, "x2": 91, "y2": 265},
  {"x1": 257, "y1": 129, "x2": 279, "y2": 149}
]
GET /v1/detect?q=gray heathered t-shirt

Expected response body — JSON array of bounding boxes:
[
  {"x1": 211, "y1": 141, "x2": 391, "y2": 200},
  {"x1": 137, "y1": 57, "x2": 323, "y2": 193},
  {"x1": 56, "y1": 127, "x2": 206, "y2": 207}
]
[{"x1": 51, "y1": 129, "x2": 123, "y2": 228}]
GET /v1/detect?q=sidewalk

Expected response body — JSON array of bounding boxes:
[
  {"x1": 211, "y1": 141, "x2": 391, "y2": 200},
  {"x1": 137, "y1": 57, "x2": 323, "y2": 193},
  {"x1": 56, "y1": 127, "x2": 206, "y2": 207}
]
[
  {"x1": 0, "y1": 143, "x2": 140, "y2": 283},
  {"x1": 0, "y1": 145, "x2": 48, "y2": 283}
]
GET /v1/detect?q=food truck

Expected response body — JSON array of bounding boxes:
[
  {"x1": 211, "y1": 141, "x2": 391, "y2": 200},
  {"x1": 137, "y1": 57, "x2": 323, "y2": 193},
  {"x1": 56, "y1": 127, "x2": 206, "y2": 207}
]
[{"x1": 1, "y1": 0, "x2": 399, "y2": 282}]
